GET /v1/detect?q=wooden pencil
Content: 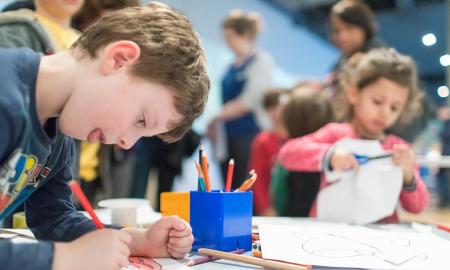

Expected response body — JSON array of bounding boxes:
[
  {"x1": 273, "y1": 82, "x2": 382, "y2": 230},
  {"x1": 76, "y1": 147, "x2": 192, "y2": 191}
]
[{"x1": 198, "y1": 248, "x2": 311, "y2": 270}]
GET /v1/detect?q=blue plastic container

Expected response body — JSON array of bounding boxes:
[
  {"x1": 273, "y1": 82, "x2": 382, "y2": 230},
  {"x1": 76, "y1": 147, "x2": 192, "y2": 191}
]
[{"x1": 190, "y1": 190, "x2": 252, "y2": 252}]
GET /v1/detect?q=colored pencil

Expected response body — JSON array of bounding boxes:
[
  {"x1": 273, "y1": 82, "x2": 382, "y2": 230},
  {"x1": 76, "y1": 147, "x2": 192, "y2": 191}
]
[
  {"x1": 198, "y1": 248, "x2": 311, "y2": 270},
  {"x1": 235, "y1": 174, "x2": 257, "y2": 192},
  {"x1": 225, "y1": 159, "x2": 234, "y2": 192},
  {"x1": 68, "y1": 180, "x2": 105, "y2": 229},
  {"x1": 437, "y1": 224, "x2": 450, "y2": 233},
  {"x1": 187, "y1": 249, "x2": 245, "y2": 266},
  {"x1": 201, "y1": 152, "x2": 211, "y2": 192},
  {"x1": 195, "y1": 161, "x2": 207, "y2": 192}
]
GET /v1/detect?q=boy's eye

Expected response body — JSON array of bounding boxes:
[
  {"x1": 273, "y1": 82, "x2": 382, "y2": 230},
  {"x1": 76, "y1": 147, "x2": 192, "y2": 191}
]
[{"x1": 137, "y1": 116, "x2": 146, "y2": 127}]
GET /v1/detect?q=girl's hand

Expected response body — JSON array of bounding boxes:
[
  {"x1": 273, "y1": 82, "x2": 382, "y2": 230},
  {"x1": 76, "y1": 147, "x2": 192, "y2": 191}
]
[
  {"x1": 330, "y1": 148, "x2": 359, "y2": 172},
  {"x1": 392, "y1": 144, "x2": 415, "y2": 185}
]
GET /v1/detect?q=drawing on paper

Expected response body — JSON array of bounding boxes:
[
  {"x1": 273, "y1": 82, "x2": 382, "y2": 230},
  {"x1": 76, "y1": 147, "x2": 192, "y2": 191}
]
[
  {"x1": 125, "y1": 257, "x2": 162, "y2": 270},
  {"x1": 292, "y1": 231, "x2": 427, "y2": 266}
]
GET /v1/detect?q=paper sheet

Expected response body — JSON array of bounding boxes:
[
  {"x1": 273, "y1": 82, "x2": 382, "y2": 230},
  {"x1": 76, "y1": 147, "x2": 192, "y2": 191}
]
[
  {"x1": 121, "y1": 257, "x2": 190, "y2": 270},
  {"x1": 317, "y1": 138, "x2": 403, "y2": 224},
  {"x1": 259, "y1": 223, "x2": 450, "y2": 269}
]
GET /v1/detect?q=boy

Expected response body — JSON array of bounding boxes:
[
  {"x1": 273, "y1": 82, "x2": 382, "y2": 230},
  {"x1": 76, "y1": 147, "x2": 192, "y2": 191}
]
[{"x1": 0, "y1": 2, "x2": 210, "y2": 270}]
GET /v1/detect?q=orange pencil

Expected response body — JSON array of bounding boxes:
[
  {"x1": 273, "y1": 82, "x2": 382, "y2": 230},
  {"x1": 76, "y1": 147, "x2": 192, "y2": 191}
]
[
  {"x1": 235, "y1": 174, "x2": 257, "y2": 192},
  {"x1": 225, "y1": 159, "x2": 234, "y2": 192},
  {"x1": 68, "y1": 180, "x2": 105, "y2": 229},
  {"x1": 201, "y1": 152, "x2": 211, "y2": 191}
]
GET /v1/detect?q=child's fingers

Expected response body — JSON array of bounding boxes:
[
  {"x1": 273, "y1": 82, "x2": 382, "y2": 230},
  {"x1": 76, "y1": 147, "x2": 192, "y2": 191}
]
[
  {"x1": 169, "y1": 220, "x2": 192, "y2": 236},
  {"x1": 168, "y1": 235, "x2": 194, "y2": 248},
  {"x1": 167, "y1": 244, "x2": 191, "y2": 258}
]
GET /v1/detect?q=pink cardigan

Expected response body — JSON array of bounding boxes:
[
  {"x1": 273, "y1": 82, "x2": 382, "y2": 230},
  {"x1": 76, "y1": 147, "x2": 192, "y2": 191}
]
[{"x1": 278, "y1": 122, "x2": 429, "y2": 223}]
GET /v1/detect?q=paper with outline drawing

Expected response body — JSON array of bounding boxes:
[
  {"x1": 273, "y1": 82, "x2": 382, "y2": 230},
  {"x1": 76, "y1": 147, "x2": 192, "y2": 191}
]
[
  {"x1": 121, "y1": 257, "x2": 190, "y2": 270},
  {"x1": 259, "y1": 223, "x2": 450, "y2": 269},
  {"x1": 318, "y1": 138, "x2": 403, "y2": 224}
]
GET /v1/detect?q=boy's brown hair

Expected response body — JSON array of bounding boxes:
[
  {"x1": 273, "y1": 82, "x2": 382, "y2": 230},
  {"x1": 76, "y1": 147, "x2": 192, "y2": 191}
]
[
  {"x1": 281, "y1": 87, "x2": 333, "y2": 138},
  {"x1": 336, "y1": 47, "x2": 423, "y2": 126},
  {"x1": 72, "y1": 2, "x2": 210, "y2": 142}
]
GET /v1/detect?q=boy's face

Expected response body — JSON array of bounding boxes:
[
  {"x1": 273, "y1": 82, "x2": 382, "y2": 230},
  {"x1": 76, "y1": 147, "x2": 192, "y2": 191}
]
[{"x1": 58, "y1": 72, "x2": 182, "y2": 150}]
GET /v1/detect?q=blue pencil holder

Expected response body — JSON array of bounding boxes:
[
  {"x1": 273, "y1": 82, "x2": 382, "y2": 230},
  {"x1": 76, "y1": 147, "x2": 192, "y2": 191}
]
[{"x1": 190, "y1": 190, "x2": 253, "y2": 252}]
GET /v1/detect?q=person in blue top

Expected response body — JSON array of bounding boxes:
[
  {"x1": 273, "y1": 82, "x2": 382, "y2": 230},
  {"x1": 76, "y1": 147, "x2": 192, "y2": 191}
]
[
  {"x1": 208, "y1": 10, "x2": 272, "y2": 189},
  {"x1": 0, "y1": 3, "x2": 210, "y2": 270}
]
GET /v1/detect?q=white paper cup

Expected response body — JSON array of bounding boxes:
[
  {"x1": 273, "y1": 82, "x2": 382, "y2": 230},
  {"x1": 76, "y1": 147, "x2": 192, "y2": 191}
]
[{"x1": 98, "y1": 198, "x2": 149, "y2": 227}]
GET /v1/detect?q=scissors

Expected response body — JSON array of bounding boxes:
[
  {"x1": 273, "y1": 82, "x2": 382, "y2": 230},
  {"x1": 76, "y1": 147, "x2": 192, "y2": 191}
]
[{"x1": 353, "y1": 153, "x2": 393, "y2": 165}]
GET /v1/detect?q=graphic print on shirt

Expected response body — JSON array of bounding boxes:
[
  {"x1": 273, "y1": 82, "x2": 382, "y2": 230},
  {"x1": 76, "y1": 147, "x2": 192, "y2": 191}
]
[{"x1": 0, "y1": 149, "x2": 51, "y2": 212}]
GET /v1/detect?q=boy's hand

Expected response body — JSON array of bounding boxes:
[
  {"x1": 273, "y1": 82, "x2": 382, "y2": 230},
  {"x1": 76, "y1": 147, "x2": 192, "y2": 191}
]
[
  {"x1": 392, "y1": 144, "x2": 415, "y2": 184},
  {"x1": 330, "y1": 148, "x2": 359, "y2": 172},
  {"x1": 124, "y1": 216, "x2": 193, "y2": 259},
  {"x1": 53, "y1": 229, "x2": 131, "y2": 270}
]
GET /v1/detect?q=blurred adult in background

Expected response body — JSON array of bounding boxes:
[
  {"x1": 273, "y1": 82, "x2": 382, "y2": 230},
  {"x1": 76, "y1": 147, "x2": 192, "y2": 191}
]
[
  {"x1": 208, "y1": 10, "x2": 272, "y2": 189},
  {"x1": 326, "y1": 0, "x2": 386, "y2": 120},
  {"x1": 130, "y1": 130, "x2": 200, "y2": 211}
]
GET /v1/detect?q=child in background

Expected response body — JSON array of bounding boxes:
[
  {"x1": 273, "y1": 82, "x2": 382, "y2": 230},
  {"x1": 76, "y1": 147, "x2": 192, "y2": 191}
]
[
  {"x1": 278, "y1": 48, "x2": 428, "y2": 223},
  {"x1": 249, "y1": 88, "x2": 288, "y2": 216},
  {"x1": 0, "y1": 2, "x2": 209, "y2": 270},
  {"x1": 271, "y1": 86, "x2": 333, "y2": 217}
]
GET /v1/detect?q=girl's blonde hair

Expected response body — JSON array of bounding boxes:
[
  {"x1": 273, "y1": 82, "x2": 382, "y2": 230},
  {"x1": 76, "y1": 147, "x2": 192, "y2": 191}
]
[{"x1": 335, "y1": 48, "x2": 424, "y2": 127}]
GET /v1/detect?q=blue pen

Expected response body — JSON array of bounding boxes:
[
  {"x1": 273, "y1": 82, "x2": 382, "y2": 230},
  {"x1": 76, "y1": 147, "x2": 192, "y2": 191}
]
[{"x1": 353, "y1": 153, "x2": 393, "y2": 165}]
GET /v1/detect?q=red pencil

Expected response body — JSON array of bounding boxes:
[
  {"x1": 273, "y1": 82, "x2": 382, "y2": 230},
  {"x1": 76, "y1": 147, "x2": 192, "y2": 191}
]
[
  {"x1": 68, "y1": 180, "x2": 105, "y2": 229},
  {"x1": 225, "y1": 159, "x2": 234, "y2": 192},
  {"x1": 437, "y1": 224, "x2": 450, "y2": 233}
]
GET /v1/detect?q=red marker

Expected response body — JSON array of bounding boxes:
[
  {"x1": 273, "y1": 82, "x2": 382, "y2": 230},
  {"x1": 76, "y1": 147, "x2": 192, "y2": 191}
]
[{"x1": 68, "y1": 180, "x2": 105, "y2": 229}]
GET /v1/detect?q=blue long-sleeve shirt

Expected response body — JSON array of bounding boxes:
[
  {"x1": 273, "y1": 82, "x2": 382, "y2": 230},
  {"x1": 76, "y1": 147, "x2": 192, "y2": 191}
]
[{"x1": 0, "y1": 48, "x2": 98, "y2": 270}]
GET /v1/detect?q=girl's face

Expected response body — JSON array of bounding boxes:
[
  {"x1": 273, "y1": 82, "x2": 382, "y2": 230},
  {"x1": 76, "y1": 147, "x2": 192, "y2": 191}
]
[
  {"x1": 330, "y1": 15, "x2": 366, "y2": 56},
  {"x1": 348, "y1": 78, "x2": 409, "y2": 138}
]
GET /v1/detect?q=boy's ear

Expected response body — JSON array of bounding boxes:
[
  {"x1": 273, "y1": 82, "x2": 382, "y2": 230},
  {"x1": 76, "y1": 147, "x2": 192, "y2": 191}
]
[{"x1": 100, "y1": 41, "x2": 141, "y2": 75}]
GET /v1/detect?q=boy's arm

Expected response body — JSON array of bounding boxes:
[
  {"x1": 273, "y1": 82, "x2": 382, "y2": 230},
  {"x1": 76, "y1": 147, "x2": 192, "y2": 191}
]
[
  {"x1": 0, "y1": 240, "x2": 54, "y2": 269},
  {"x1": 278, "y1": 123, "x2": 346, "y2": 172},
  {"x1": 25, "y1": 138, "x2": 98, "y2": 241}
]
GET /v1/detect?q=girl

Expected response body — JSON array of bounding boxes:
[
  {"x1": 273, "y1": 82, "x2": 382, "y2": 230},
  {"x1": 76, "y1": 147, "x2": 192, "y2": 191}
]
[{"x1": 278, "y1": 48, "x2": 428, "y2": 223}]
